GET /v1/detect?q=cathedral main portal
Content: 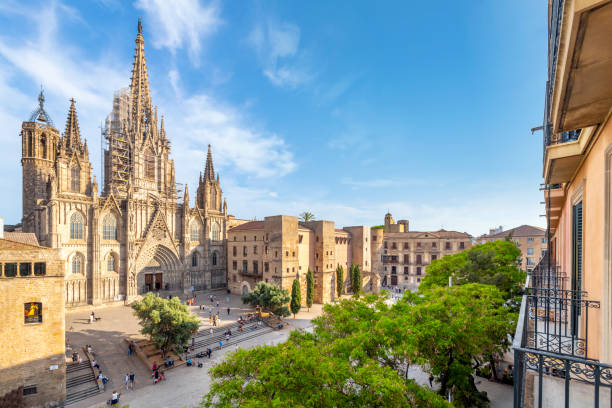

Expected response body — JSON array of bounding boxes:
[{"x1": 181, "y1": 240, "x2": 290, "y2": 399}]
[{"x1": 136, "y1": 245, "x2": 182, "y2": 294}]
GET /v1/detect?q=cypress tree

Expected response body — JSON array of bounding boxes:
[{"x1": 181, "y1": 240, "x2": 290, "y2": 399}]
[
  {"x1": 306, "y1": 268, "x2": 314, "y2": 311},
  {"x1": 290, "y1": 279, "x2": 301, "y2": 318},
  {"x1": 336, "y1": 265, "x2": 344, "y2": 299}
]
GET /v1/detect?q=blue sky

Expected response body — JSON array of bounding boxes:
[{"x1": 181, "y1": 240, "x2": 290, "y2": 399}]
[{"x1": 0, "y1": 0, "x2": 547, "y2": 235}]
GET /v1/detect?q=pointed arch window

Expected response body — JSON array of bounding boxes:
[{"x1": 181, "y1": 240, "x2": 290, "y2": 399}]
[
  {"x1": 103, "y1": 214, "x2": 118, "y2": 240},
  {"x1": 192, "y1": 252, "x2": 198, "y2": 267},
  {"x1": 145, "y1": 149, "x2": 155, "y2": 179},
  {"x1": 70, "y1": 212, "x2": 84, "y2": 240},
  {"x1": 71, "y1": 254, "x2": 83, "y2": 274},
  {"x1": 107, "y1": 253, "x2": 116, "y2": 272},
  {"x1": 71, "y1": 166, "x2": 80, "y2": 192},
  {"x1": 210, "y1": 221, "x2": 220, "y2": 241},
  {"x1": 190, "y1": 222, "x2": 201, "y2": 242},
  {"x1": 212, "y1": 252, "x2": 217, "y2": 266},
  {"x1": 41, "y1": 134, "x2": 47, "y2": 159},
  {"x1": 27, "y1": 132, "x2": 33, "y2": 156}
]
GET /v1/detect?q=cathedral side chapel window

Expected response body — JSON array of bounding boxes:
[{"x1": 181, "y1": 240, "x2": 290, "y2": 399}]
[
  {"x1": 71, "y1": 254, "x2": 83, "y2": 274},
  {"x1": 71, "y1": 166, "x2": 80, "y2": 192},
  {"x1": 190, "y1": 223, "x2": 201, "y2": 242},
  {"x1": 107, "y1": 254, "x2": 115, "y2": 273},
  {"x1": 103, "y1": 214, "x2": 118, "y2": 240},
  {"x1": 210, "y1": 222, "x2": 220, "y2": 241},
  {"x1": 145, "y1": 149, "x2": 155, "y2": 179},
  {"x1": 192, "y1": 253, "x2": 198, "y2": 267},
  {"x1": 70, "y1": 213, "x2": 84, "y2": 240}
]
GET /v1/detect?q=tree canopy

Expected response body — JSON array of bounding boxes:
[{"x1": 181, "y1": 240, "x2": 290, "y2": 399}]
[
  {"x1": 290, "y1": 279, "x2": 301, "y2": 318},
  {"x1": 131, "y1": 292, "x2": 200, "y2": 353},
  {"x1": 242, "y1": 281, "x2": 291, "y2": 317},
  {"x1": 335, "y1": 264, "x2": 344, "y2": 298},
  {"x1": 299, "y1": 211, "x2": 315, "y2": 222},
  {"x1": 306, "y1": 268, "x2": 314, "y2": 310},
  {"x1": 350, "y1": 264, "x2": 362, "y2": 296}
]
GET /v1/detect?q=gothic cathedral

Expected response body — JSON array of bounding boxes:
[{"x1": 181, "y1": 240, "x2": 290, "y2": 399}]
[{"x1": 19, "y1": 21, "x2": 236, "y2": 307}]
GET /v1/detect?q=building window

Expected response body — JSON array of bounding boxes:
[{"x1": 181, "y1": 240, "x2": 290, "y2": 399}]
[
  {"x1": 373, "y1": 235, "x2": 377, "y2": 241},
  {"x1": 254, "y1": 236, "x2": 257, "y2": 241},
  {"x1": 210, "y1": 222, "x2": 220, "y2": 241},
  {"x1": 41, "y1": 134, "x2": 47, "y2": 159},
  {"x1": 145, "y1": 149, "x2": 155, "y2": 179},
  {"x1": 416, "y1": 255, "x2": 422, "y2": 265},
  {"x1": 445, "y1": 242, "x2": 451, "y2": 250},
  {"x1": 243, "y1": 260, "x2": 248, "y2": 273},
  {"x1": 233, "y1": 274, "x2": 237, "y2": 282},
  {"x1": 243, "y1": 247, "x2": 247, "y2": 256},
  {"x1": 432, "y1": 242, "x2": 436, "y2": 248},
  {"x1": 275, "y1": 251, "x2": 278, "y2": 258},
  {"x1": 24, "y1": 302, "x2": 42, "y2": 324},
  {"x1": 232, "y1": 261, "x2": 237, "y2": 270},
  {"x1": 403, "y1": 254, "x2": 409, "y2": 264},
  {"x1": 541, "y1": 237, "x2": 547, "y2": 244},
  {"x1": 264, "y1": 262, "x2": 269, "y2": 273},
  {"x1": 107, "y1": 255, "x2": 116, "y2": 272},
  {"x1": 416, "y1": 267, "x2": 422, "y2": 276},
  {"x1": 20, "y1": 263, "x2": 32, "y2": 277},
  {"x1": 253, "y1": 246, "x2": 258, "y2": 255},
  {"x1": 527, "y1": 237, "x2": 534, "y2": 244},
  {"x1": 286, "y1": 251, "x2": 289, "y2": 257},
  {"x1": 34, "y1": 262, "x2": 46, "y2": 276},
  {"x1": 541, "y1": 249, "x2": 547, "y2": 257},
  {"x1": 459, "y1": 242, "x2": 465, "y2": 249},
  {"x1": 526, "y1": 257, "x2": 535, "y2": 266},
  {"x1": 23, "y1": 385, "x2": 37, "y2": 396},
  {"x1": 298, "y1": 235, "x2": 303, "y2": 243},
  {"x1": 71, "y1": 166, "x2": 80, "y2": 192},
  {"x1": 70, "y1": 212, "x2": 84, "y2": 240},
  {"x1": 391, "y1": 266, "x2": 397, "y2": 274},
  {"x1": 431, "y1": 254, "x2": 437, "y2": 261},
  {"x1": 403, "y1": 242, "x2": 409, "y2": 250},
  {"x1": 71, "y1": 254, "x2": 82, "y2": 274},
  {"x1": 513, "y1": 239, "x2": 520, "y2": 246},
  {"x1": 192, "y1": 253, "x2": 198, "y2": 267},
  {"x1": 212, "y1": 252, "x2": 217, "y2": 266},
  {"x1": 103, "y1": 214, "x2": 118, "y2": 240},
  {"x1": 392, "y1": 242, "x2": 397, "y2": 250},
  {"x1": 384, "y1": 241, "x2": 388, "y2": 249},
  {"x1": 232, "y1": 246, "x2": 237, "y2": 256},
  {"x1": 253, "y1": 261, "x2": 258, "y2": 274},
  {"x1": 404, "y1": 267, "x2": 409, "y2": 274},
  {"x1": 527, "y1": 248, "x2": 534, "y2": 255},
  {"x1": 265, "y1": 246, "x2": 268, "y2": 255},
  {"x1": 4, "y1": 263, "x2": 17, "y2": 277},
  {"x1": 190, "y1": 222, "x2": 201, "y2": 242},
  {"x1": 417, "y1": 242, "x2": 421, "y2": 248},
  {"x1": 292, "y1": 251, "x2": 295, "y2": 257}
]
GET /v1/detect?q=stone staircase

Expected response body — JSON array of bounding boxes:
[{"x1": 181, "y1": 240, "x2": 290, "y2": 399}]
[
  {"x1": 189, "y1": 322, "x2": 274, "y2": 354},
  {"x1": 64, "y1": 361, "x2": 101, "y2": 406}
]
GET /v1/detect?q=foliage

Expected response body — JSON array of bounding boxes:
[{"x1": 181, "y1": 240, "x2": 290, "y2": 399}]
[
  {"x1": 371, "y1": 225, "x2": 385, "y2": 230},
  {"x1": 350, "y1": 264, "x2": 362, "y2": 296},
  {"x1": 242, "y1": 281, "x2": 291, "y2": 317},
  {"x1": 335, "y1": 264, "x2": 344, "y2": 298},
  {"x1": 299, "y1": 211, "x2": 315, "y2": 222},
  {"x1": 290, "y1": 279, "x2": 301, "y2": 318},
  {"x1": 131, "y1": 292, "x2": 199, "y2": 354},
  {"x1": 419, "y1": 240, "x2": 525, "y2": 304},
  {"x1": 400, "y1": 284, "x2": 516, "y2": 407},
  {"x1": 306, "y1": 268, "x2": 314, "y2": 311},
  {"x1": 202, "y1": 330, "x2": 449, "y2": 408}
]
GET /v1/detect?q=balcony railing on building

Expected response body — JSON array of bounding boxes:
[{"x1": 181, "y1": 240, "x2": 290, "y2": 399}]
[{"x1": 513, "y1": 258, "x2": 611, "y2": 407}]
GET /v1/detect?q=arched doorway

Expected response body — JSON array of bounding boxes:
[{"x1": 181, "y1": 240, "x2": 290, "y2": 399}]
[{"x1": 137, "y1": 245, "x2": 180, "y2": 294}]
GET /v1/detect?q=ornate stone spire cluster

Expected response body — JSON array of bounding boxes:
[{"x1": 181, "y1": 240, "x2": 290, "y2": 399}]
[
  {"x1": 61, "y1": 98, "x2": 84, "y2": 153},
  {"x1": 204, "y1": 144, "x2": 215, "y2": 181},
  {"x1": 129, "y1": 18, "x2": 154, "y2": 139}
]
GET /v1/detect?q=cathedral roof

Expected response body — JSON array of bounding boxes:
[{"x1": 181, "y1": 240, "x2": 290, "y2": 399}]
[
  {"x1": 3, "y1": 232, "x2": 40, "y2": 246},
  {"x1": 63, "y1": 98, "x2": 83, "y2": 152}
]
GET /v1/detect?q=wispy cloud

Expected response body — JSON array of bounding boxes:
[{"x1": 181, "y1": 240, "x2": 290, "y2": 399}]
[
  {"x1": 248, "y1": 20, "x2": 313, "y2": 88},
  {"x1": 134, "y1": 0, "x2": 222, "y2": 64}
]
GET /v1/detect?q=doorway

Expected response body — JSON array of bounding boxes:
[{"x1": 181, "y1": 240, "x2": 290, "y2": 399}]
[
  {"x1": 145, "y1": 273, "x2": 163, "y2": 292},
  {"x1": 391, "y1": 275, "x2": 398, "y2": 286}
]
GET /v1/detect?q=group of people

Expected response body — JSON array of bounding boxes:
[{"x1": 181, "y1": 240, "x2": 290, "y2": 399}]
[
  {"x1": 127, "y1": 341, "x2": 136, "y2": 356},
  {"x1": 123, "y1": 372, "x2": 136, "y2": 390},
  {"x1": 151, "y1": 362, "x2": 165, "y2": 384}
]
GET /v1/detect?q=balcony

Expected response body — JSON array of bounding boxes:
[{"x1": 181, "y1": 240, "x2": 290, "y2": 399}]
[
  {"x1": 543, "y1": 126, "x2": 597, "y2": 184},
  {"x1": 544, "y1": 185, "x2": 566, "y2": 234},
  {"x1": 513, "y1": 258, "x2": 609, "y2": 407},
  {"x1": 239, "y1": 270, "x2": 262, "y2": 278},
  {"x1": 548, "y1": 0, "x2": 612, "y2": 134}
]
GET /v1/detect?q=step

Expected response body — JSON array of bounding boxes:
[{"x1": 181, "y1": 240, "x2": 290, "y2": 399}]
[
  {"x1": 64, "y1": 385, "x2": 100, "y2": 406},
  {"x1": 189, "y1": 326, "x2": 274, "y2": 354},
  {"x1": 66, "y1": 372, "x2": 95, "y2": 389},
  {"x1": 66, "y1": 362, "x2": 91, "y2": 373}
]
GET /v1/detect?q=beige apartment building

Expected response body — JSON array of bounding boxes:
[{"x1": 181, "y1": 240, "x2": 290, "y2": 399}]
[
  {"x1": 477, "y1": 225, "x2": 547, "y2": 272},
  {"x1": 0, "y1": 229, "x2": 66, "y2": 407},
  {"x1": 371, "y1": 213, "x2": 472, "y2": 289},
  {"x1": 227, "y1": 215, "x2": 376, "y2": 304}
]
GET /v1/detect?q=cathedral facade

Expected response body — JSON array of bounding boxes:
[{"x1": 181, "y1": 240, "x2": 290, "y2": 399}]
[{"x1": 19, "y1": 22, "x2": 238, "y2": 307}]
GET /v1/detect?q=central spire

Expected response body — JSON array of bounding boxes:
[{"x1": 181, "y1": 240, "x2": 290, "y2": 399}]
[
  {"x1": 129, "y1": 19, "x2": 153, "y2": 134},
  {"x1": 63, "y1": 98, "x2": 83, "y2": 153},
  {"x1": 204, "y1": 144, "x2": 215, "y2": 181}
]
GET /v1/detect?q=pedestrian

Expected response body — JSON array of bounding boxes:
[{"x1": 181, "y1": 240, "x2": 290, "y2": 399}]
[
  {"x1": 227, "y1": 307, "x2": 230, "y2": 316},
  {"x1": 226, "y1": 296, "x2": 230, "y2": 303},
  {"x1": 124, "y1": 373, "x2": 129, "y2": 390},
  {"x1": 219, "y1": 340, "x2": 223, "y2": 349},
  {"x1": 209, "y1": 327, "x2": 213, "y2": 335},
  {"x1": 209, "y1": 316, "x2": 212, "y2": 325},
  {"x1": 110, "y1": 390, "x2": 120, "y2": 406},
  {"x1": 129, "y1": 372, "x2": 135, "y2": 390},
  {"x1": 207, "y1": 347, "x2": 212, "y2": 358},
  {"x1": 428, "y1": 374, "x2": 434, "y2": 388},
  {"x1": 191, "y1": 337, "x2": 195, "y2": 348},
  {"x1": 216, "y1": 301, "x2": 219, "y2": 308},
  {"x1": 210, "y1": 295, "x2": 213, "y2": 303},
  {"x1": 199, "y1": 304, "x2": 202, "y2": 311}
]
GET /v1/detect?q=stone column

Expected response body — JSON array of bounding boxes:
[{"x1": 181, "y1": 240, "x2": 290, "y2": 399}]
[{"x1": 90, "y1": 206, "x2": 101, "y2": 305}]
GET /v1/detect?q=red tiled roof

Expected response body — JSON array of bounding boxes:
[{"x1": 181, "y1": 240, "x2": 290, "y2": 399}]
[
  {"x1": 3, "y1": 232, "x2": 39, "y2": 246},
  {"x1": 229, "y1": 221, "x2": 265, "y2": 231}
]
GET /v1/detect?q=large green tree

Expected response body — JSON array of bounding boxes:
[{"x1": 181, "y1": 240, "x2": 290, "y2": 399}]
[
  {"x1": 131, "y1": 293, "x2": 200, "y2": 354},
  {"x1": 290, "y1": 279, "x2": 301, "y2": 318},
  {"x1": 202, "y1": 331, "x2": 450, "y2": 408},
  {"x1": 335, "y1": 264, "x2": 344, "y2": 299},
  {"x1": 306, "y1": 268, "x2": 314, "y2": 311},
  {"x1": 419, "y1": 240, "x2": 525, "y2": 304},
  {"x1": 400, "y1": 284, "x2": 516, "y2": 407},
  {"x1": 242, "y1": 281, "x2": 291, "y2": 317}
]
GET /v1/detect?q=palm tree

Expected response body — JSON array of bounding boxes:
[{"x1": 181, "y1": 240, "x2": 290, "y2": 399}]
[{"x1": 299, "y1": 212, "x2": 315, "y2": 222}]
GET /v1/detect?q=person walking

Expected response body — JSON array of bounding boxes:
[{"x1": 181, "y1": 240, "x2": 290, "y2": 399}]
[
  {"x1": 219, "y1": 340, "x2": 223, "y2": 350},
  {"x1": 209, "y1": 327, "x2": 213, "y2": 335},
  {"x1": 227, "y1": 307, "x2": 230, "y2": 316},
  {"x1": 124, "y1": 373, "x2": 129, "y2": 390},
  {"x1": 428, "y1": 374, "x2": 434, "y2": 388},
  {"x1": 129, "y1": 372, "x2": 135, "y2": 390}
]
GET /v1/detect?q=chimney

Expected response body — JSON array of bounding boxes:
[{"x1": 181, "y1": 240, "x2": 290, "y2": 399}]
[{"x1": 0, "y1": 217, "x2": 4, "y2": 239}]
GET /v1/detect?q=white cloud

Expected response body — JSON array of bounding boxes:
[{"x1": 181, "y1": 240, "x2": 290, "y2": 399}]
[
  {"x1": 134, "y1": 0, "x2": 222, "y2": 64},
  {"x1": 248, "y1": 20, "x2": 313, "y2": 88}
]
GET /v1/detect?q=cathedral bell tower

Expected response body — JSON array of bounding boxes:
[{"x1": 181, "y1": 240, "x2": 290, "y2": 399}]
[
  {"x1": 196, "y1": 145, "x2": 223, "y2": 212},
  {"x1": 21, "y1": 90, "x2": 60, "y2": 222}
]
